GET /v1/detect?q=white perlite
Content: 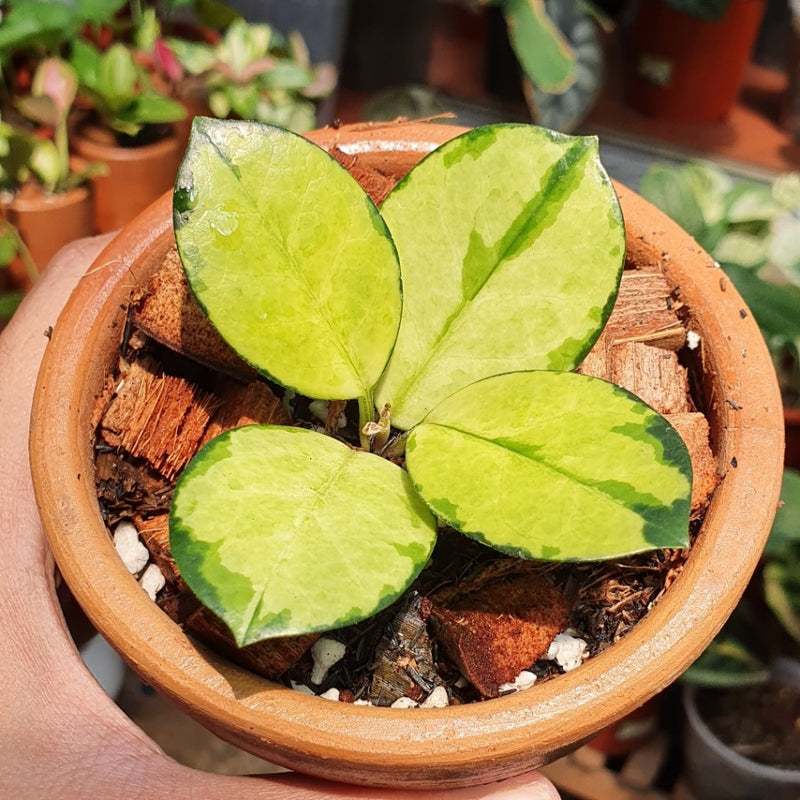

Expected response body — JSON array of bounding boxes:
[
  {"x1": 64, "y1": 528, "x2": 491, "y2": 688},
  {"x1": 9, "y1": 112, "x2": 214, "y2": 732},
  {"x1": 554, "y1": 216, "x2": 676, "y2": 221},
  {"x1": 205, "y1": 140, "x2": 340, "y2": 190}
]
[
  {"x1": 545, "y1": 632, "x2": 588, "y2": 672},
  {"x1": 390, "y1": 696, "x2": 419, "y2": 709},
  {"x1": 686, "y1": 330, "x2": 701, "y2": 350},
  {"x1": 310, "y1": 638, "x2": 347, "y2": 684},
  {"x1": 113, "y1": 520, "x2": 149, "y2": 574},
  {"x1": 319, "y1": 688, "x2": 341, "y2": 701},
  {"x1": 498, "y1": 670, "x2": 537, "y2": 694},
  {"x1": 139, "y1": 563, "x2": 166, "y2": 601},
  {"x1": 420, "y1": 686, "x2": 449, "y2": 708}
]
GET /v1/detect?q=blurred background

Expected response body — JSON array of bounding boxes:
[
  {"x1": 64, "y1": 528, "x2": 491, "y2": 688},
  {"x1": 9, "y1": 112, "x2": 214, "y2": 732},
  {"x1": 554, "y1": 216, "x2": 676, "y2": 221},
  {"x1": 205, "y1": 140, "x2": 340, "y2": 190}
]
[{"x1": 2, "y1": 2, "x2": 799, "y2": 797}]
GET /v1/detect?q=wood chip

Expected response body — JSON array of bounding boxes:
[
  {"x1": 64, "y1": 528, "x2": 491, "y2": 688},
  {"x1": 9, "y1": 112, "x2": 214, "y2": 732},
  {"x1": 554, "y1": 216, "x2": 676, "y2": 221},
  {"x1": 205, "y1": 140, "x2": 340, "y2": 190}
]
[
  {"x1": 202, "y1": 379, "x2": 290, "y2": 445},
  {"x1": 605, "y1": 265, "x2": 687, "y2": 351},
  {"x1": 368, "y1": 593, "x2": 441, "y2": 706},
  {"x1": 99, "y1": 356, "x2": 219, "y2": 481},
  {"x1": 429, "y1": 563, "x2": 570, "y2": 699},
  {"x1": 666, "y1": 412, "x2": 719, "y2": 513},
  {"x1": 131, "y1": 513, "x2": 181, "y2": 583},
  {"x1": 185, "y1": 606, "x2": 318, "y2": 680},
  {"x1": 95, "y1": 451, "x2": 173, "y2": 519},
  {"x1": 133, "y1": 246, "x2": 258, "y2": 380}
]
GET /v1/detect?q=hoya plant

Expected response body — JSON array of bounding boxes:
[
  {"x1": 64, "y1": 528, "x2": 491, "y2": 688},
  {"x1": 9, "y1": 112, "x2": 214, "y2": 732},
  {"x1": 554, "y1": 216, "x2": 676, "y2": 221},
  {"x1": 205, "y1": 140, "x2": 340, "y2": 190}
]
[{"x1": 170, "y1": 118, "x2": 693, "y2": 648}]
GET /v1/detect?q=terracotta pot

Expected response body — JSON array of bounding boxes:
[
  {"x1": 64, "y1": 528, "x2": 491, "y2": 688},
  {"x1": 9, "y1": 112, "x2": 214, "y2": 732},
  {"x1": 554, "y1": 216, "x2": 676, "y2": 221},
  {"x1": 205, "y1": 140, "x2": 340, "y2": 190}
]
[
  {"x1": 0, "y1": 181, "x2": 94, "y2": 290},
  {"x1": 30, "y1": 122, "x2": 785, "y2": 789},
  {"x1": 70, "y1": 120, "x2": 184, "y2": 234},
  {"x1": 626, "y1": 0, "x2": 767, "y2": 123}
]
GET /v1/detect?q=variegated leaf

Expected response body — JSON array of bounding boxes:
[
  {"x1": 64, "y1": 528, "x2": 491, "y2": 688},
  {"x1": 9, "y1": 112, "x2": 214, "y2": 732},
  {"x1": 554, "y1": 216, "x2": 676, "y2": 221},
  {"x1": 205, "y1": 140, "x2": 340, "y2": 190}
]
[
  {"x1": 376, "y1": 124, "x2": 624, "y2": 429},
  {"x1": 170, "y1": 425, "x2": 437, "y2": 645},
  {"x1": 405, "y1": 371, "x2": 692, "y2": 561},
  {"x1": 173, "y1": 118, "x2": 401, "y2": 401}
]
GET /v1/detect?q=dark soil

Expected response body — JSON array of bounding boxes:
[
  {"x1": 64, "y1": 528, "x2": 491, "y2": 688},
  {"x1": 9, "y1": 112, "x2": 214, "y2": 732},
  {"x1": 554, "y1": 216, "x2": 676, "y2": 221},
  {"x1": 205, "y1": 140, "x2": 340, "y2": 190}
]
[{"x1": 697, "y1": 683, "x2": 800, "y2": 769}]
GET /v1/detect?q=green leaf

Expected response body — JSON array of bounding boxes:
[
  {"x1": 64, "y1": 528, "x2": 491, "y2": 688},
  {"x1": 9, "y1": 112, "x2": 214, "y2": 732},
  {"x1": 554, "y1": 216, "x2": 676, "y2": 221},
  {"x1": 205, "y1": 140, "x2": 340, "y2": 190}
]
[
  {"x1": 723, "y1": 263, "x2": 800, "y2": 343},
  {"x1": 501, "y1": 0, "x2": 575, "y2": 93},
  {"x1": 118, "y1": 93, "x2": 187, "y2": 125},
  {"x1": 713, "y1": 230, "x2": 768, "y2": 270},
  {"x1": 764, "y1": 559, "x2": 800, "y2": 645},
  {"x1": 376, "y1": 124, "x2": 624, "y2": 429},
  {"x1": 682, "y1": 636, "x2": 770, "y2": 688},
  {"x1": 0, "y1": 229, "x2": 19, "y2": 266},
  {"x1": 174, "y1": 118, "x2": 402, "y2": 401},
  {"x1": 764, "y1": 469, "x2": 800, "y2": 557},
  {"x1": 98, "y1": 44, "x2": 138, "y2": 112},
  {"x1": 170, "y1": 425, "x2": 437, "y2": 644},
  {"x1": 640, "y1": 164, "x2": 707, "y2": 239},
  {"x1": 0, "y1": 290, "x2": 24, "y2": 320},
  {"x1": 406, "y1": 371, "x2": 692, "y2": 561}
]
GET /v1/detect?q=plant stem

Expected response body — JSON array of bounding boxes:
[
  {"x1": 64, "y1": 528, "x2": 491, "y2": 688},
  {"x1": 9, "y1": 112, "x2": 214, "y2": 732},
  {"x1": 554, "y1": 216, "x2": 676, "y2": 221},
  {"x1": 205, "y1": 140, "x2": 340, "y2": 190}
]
[
  {"x1": 358, "y1": 391, "x2": 375, "y2": 450},
  {"x1": 55, "y1": 119, "x2": 69, "y2": 189},
  {"x1": 14, "y1": 229, "x2": 38, "y2": 283}
]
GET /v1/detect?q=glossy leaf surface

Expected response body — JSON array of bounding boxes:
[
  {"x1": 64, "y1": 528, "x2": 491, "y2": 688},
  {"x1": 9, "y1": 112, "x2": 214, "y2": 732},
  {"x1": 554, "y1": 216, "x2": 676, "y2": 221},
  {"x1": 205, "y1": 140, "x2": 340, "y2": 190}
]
[
  {"x1": 376, "y1": 124, "x2": 624, "y2": 429},
  {"x1": 406, "y1": 371, "x2": 692, "y2": 561},
  {"x1": 174, "y1": 118, "x2": 401, "y2": 400},
  {"x1": 170, "y1": 425, "x2": 437, "y2": 645}
]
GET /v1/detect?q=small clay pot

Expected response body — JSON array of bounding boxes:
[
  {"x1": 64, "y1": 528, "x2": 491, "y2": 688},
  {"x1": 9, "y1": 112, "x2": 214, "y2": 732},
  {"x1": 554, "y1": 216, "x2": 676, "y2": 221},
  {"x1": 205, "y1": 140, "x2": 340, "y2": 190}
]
[
  {"x1": 30, "y1": 122, "x2": 785, "y2": 789},
  {"x1": 70, "y1": 119, "x2": 184, "y2": 234},
  {"x1": 1, "y1": 181, "x2": 94, "y2": 290}
]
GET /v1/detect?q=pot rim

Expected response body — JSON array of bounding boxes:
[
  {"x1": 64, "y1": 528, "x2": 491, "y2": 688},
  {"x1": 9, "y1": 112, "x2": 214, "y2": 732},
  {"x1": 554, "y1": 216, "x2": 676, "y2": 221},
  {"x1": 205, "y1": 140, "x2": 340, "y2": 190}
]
[{"x1": 30, "y1": 121, "x2": 785, "y2": 789}]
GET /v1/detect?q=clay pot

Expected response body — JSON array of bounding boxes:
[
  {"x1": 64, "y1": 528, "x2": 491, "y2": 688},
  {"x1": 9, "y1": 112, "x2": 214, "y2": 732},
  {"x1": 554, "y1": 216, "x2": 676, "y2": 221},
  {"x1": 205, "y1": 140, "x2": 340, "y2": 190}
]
[
  {"x1": 626, "y1": 0, "x2": 767, "y2": 123},
  {"x1": 70, "y1": 120, "x2": 184, "y2": 234},
  {"x1": 30, "y1": 122, "x2": 784, "y2": 789},
  {"x1": 0, "y1": 180, "x2": 94, "y2": 290}
]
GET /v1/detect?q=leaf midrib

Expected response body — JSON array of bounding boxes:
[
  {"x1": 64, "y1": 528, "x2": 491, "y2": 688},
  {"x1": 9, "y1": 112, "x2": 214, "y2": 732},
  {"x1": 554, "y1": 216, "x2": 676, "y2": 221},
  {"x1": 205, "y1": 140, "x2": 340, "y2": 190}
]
[
  {"x1": 418, "y1": 419, "x2": 641, "y2": 513},
  {"x1": 387, "y1": 137, "x2": 594, "y2": 420},
  {"x1": 202, "y1": 130, "x2": 369, "y2": 396},
  {"x1": 241, "y1": 444, "x2": 357, "y2": 641}
]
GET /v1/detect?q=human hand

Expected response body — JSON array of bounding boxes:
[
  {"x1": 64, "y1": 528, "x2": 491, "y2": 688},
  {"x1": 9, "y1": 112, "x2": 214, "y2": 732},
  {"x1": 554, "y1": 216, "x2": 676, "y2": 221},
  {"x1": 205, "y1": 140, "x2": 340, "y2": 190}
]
[{"x1": 0, "y1": 236, "x2": 559, "y2": 800}]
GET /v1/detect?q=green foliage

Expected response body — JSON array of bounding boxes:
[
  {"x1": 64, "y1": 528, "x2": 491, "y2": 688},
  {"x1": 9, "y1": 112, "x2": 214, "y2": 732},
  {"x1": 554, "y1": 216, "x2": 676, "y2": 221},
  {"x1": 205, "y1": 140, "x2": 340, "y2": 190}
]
[
  {"x1": 1, "y1": 58, "x2": 105, "y2": 194},
  {"x1": 0, "y1": 0, "x2": 126, "y2": 59},
  {"x1": 641, "y1": 161, "x2": 800, "y2": 406},
  {"x1": 70, "y1": 40, "x2": 186, "y2": 138},
  {"x1": 167, "y1": 18, "x2": 336, "y2": 132},
  {"x1": 683, "y1": 469, "x2": 800, "y2": 687},
  {"x1": 171, "y1": 119, "x2": 692, "y2": 645},
  {"x1": 0, "y1": 219, "x2": 29, "y2": 321}
]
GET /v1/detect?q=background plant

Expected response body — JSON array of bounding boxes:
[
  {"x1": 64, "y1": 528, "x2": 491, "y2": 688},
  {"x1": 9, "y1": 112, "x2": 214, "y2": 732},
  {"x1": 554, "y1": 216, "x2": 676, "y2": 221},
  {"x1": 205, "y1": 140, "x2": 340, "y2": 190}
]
[
  {"x1": 167, "y1": 17, "x2": 336, "y2": 132},
  {"x1": 641, "y1": 161, "x2": 800, "y2": 407},
  {"x1": 683, "y1": 468, "x2": 800, "y2": 687},
  {"x1": 70, "y1": 39, "x2": 187, "y2": 140}
]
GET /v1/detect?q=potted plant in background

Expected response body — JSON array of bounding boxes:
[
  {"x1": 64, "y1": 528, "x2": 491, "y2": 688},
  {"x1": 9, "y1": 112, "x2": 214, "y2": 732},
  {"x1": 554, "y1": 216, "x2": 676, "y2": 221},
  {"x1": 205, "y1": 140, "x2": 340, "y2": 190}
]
[
  {"x1": 625, "y1": 0, "x2": 768, "y2": 122},
  {"x1": 0, "y1": 57, "x2": 101, "y2": 290},
  {"x1": 0, "y1": 216, "x2": 30, "y2": 327},
  {"x1": 69, "y1": 39, "x2": 187, "y2": 233},
  {"x1": 166, "y1": 17, "x2": 337, "y2": 133},
  {"x1": 640, "y1": 159, "x2": 800, "y2": 468},
  {"x1": 29, "y1": 118, "x2": 784, "y2": 788},
  {"x1": 681, "y1": 467, "x2": 800, "y2": 799}
]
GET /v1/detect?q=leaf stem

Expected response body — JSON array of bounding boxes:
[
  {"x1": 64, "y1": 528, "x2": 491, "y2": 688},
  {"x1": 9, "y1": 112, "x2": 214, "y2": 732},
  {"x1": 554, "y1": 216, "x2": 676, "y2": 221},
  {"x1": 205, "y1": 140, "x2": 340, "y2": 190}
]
[{"x1": 358, "y1": 391, "x2": 375, "y2": 450}]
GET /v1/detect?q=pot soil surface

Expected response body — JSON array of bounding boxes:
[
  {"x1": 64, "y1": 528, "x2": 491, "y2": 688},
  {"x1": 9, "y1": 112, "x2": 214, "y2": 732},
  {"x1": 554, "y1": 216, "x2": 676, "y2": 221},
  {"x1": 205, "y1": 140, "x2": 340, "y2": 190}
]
[
  {"x1": 90, "y1": 145, "x2": 720, "y2": 707},
  {"x1": 697, "y1": 683, "x2": 800, "y2": 769}
]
